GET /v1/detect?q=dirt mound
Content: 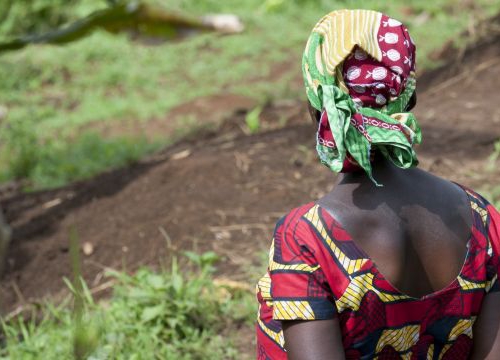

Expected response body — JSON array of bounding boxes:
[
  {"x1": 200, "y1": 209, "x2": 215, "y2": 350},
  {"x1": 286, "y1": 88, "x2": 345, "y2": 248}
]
[{"x1": 1, "y1": 24, "x2": 500, "y2": 319}]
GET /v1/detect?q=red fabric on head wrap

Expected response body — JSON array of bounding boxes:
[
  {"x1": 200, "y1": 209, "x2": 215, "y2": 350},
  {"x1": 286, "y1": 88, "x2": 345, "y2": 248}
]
[{"x1": 317, "y1": 14, "x2": 416, "y2": 173}]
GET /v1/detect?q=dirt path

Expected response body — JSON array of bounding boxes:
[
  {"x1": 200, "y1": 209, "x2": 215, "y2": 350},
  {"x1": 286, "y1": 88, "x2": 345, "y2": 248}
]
[{"x1": 0, "y1": 18, "x2": 499, "y2": 358}]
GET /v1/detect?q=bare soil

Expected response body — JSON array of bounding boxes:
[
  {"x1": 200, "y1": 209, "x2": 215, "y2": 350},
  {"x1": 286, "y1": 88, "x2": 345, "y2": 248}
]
[{"x1": 0, "y1": 16, "x2": 500, "y2": 357}]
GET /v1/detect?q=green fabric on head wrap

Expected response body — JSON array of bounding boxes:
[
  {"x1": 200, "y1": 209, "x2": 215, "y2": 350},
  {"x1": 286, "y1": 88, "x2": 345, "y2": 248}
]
[{"x1": 302, "y1": 10, "x2": 422, "y2": 185}]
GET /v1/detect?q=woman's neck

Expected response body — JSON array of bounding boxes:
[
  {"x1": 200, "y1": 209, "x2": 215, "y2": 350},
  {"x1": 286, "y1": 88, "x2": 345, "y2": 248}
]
[{"x1": 337, "y1": 157, "x2": 410, "y2": 188}]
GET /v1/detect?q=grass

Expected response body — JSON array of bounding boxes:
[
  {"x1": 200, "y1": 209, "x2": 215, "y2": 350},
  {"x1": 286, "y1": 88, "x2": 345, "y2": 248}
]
[
  {"x1": 484, "y1": 187, "x2": 500, "y2": 208},
  {"x1": 0, "y1": 121, "x2": 160, "y2": 190},
  {"x1": 0, "y1": 252, "x2": 255, "y2": 359},
  {"x1": 245, "y1": 106, "x2": 262, "y2": 134},
  {"x1": 482, "y1": 140, "x2": 500, "y2": 208},
  {"x1": 1, "y1": 0, "x2": 500, "y2": 189},
  {"x1": 2, "y1": 3, "x2": 499, "y2": 358}
]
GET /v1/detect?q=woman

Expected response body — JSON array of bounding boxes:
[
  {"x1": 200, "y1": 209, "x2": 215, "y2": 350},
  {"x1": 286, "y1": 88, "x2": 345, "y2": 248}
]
[{"x1": 256, "y1": 9, "x2": 500, "y2": 359}]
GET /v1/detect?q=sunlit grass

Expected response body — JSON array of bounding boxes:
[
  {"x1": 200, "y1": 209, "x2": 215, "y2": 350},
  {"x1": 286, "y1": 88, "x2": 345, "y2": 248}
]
[
  {"x1": 0, "y1": 121, "x2": 160, "y2": 190},
  {"x1": 1, "y1": 0, "x2": 500, "y2": 188},
  {"x1": 0, "y1": 252, "x2": 254, "y2": 359}
]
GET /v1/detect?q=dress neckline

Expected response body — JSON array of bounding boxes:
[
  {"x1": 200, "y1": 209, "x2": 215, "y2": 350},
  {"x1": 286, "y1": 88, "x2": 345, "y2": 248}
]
[{"x1": 313, "y1": 183, "x2": 477, "y2": 301}]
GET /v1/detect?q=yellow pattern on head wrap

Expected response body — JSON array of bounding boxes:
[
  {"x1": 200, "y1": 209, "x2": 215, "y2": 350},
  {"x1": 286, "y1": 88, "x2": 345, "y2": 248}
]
[{"x1": 304, "y1": 9, "x2": 383, "y2": 106}]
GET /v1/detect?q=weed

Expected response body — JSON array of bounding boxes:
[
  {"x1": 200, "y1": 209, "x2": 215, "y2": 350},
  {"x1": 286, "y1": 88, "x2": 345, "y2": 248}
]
[
  {"x1": 488, "y1": 139, "x2": 500, "y2": 168},
  {"x1": 0, "y1": 251, "x2": 254, "y2": 359},
  {"x1": 245, "y1": 106, "x2": 262, "y2": 134}
]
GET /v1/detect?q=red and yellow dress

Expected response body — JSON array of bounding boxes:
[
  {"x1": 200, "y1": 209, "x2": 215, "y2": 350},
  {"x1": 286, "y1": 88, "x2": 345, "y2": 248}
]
[{"x1": 256, "y1": 187, "x2": 500, "y2": 359}]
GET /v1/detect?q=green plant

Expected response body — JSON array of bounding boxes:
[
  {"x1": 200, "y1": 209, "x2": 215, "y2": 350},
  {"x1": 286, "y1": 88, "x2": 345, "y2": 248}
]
[
  {"x1": 0, "y1": 252, "x2": 255, "y2": 359},
  {"x1": 0, "y1": 118, "x2": 40, "y2": 180},
  {"x1": 245, "y1": 106, "x2": 262, "y2": 134},
  {"x1": 481, "y1": 139, "x2": 500, "y2": 207},
  {"x1": 488, "y1": 139, "x2": 500, "y2": 167},
  {"x1": 482, "y1": 185, "x2": 500, "y2": 209},
  {"x1": 0, "y1": 0, "x2": 101, "y2": 39},
  {"x1": 2, "y1": 0, "x2": 500, "y2": 189},
  {"x1": 0, "y1": 130, "x2": 160, "y2": 190}
]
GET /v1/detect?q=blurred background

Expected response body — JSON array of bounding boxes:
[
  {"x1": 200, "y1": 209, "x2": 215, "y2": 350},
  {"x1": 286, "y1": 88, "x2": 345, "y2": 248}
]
[{"x1": 0, "y1": 0, "x2": 499, "y2": 358}]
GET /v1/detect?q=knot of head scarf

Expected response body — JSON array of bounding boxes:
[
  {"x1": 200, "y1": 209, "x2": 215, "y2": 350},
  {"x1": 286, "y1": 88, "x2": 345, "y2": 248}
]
[{"x1": 302, "y1": 9, "x2": 422, "y2": 185}]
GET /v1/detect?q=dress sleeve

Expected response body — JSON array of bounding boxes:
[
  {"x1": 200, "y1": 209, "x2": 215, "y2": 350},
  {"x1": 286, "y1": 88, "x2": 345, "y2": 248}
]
[
  {"x1": 267, "y1": 209, "x2": 336, "y2": 321},
  {"x1": 486, "y1": 202, "x2": 500, "y2": 293}
]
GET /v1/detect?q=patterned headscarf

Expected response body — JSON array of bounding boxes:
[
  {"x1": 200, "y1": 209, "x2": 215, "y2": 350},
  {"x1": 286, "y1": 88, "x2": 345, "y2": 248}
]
[{"x1": 302, "y1": 9, "x2": 422, "y2": 185}]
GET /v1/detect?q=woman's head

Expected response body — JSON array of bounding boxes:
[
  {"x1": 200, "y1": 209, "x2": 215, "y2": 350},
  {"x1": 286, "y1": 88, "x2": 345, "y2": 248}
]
[{"x1": 302, "y1": 10, "x2": 422, "y2": 185}]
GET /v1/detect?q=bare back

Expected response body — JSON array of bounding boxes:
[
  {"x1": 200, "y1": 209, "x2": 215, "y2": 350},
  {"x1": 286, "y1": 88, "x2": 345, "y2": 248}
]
[
  {"x1": 317, "y1": 163, "x2": 472, "y2": 299},
  {"x1": 264, "y1": 158, "x2": 500, "y2": 359}
]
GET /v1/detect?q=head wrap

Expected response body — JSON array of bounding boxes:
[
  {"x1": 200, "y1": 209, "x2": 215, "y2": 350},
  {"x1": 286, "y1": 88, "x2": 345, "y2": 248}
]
[{"x1": 302, "y1": 9, "x2": 422, "y2": 185}]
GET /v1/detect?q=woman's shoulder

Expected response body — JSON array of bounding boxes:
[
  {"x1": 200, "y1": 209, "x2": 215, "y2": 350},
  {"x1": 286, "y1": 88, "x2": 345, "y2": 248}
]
[
  {"x1": 273, "y1": 201, "x2": 346, "y2": 247},
  {"x1": 271, "y1": 202, "x2": 340, "y2": 269},
  {"x1": 453, "y1": 182, "x2": 500, "y2": 225},
  {"x1": 272, "y1": 202, "x2": 312, "y2": 239},
  {"x1": 274, "y1": 202, "x2": 316, "y2": 227},
  {"x1": 453, "y1": 182, "x2": 490, "y2": 205},
  {"x1": 454, "y1": 183, "x2": 500, "y2": 261},
  {"x1": 418, "y1": 170, "x2": 492, "y2": 207},
  {"x1": 274, "y1": 201, "x2": 340, "y2": 230}
]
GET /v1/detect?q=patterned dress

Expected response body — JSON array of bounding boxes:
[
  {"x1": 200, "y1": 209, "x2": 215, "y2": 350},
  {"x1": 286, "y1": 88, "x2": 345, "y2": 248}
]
[{"x1": 256, "y1": 186, "x2": 500, "y2": 359}]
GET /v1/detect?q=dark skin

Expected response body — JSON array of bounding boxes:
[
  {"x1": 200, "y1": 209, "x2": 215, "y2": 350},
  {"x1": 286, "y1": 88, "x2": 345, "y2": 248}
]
[{"x1": 283, "y1": 96, "x2": 500, "y2": 359}]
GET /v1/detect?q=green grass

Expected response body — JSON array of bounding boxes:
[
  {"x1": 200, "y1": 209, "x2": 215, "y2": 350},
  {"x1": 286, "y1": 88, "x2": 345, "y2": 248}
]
[
  {"x1": 1, "y1": 0, "x2": 500, "y2": 189},
  {"x1": 483, "y1": 187, "x2": 500, "y2": 208},
  {"x1": 0, "y1": 122, "x2": 160, "y2": 190},
  {"x1": 0, "y1": 252, "x2": 254, "y2": 359},
  {"x1": 483, "y1": 140, "x2": 500, "y2": 208}
]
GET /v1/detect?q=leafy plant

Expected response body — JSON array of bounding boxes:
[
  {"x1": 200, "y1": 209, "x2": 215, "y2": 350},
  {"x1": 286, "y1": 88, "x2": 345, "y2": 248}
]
[
  {"x1": 245, "y1": 106, "x2": 262, "y2": 134},
  {"x1": 0, "y1": 252, "x2": 254, "y2": 359}
]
